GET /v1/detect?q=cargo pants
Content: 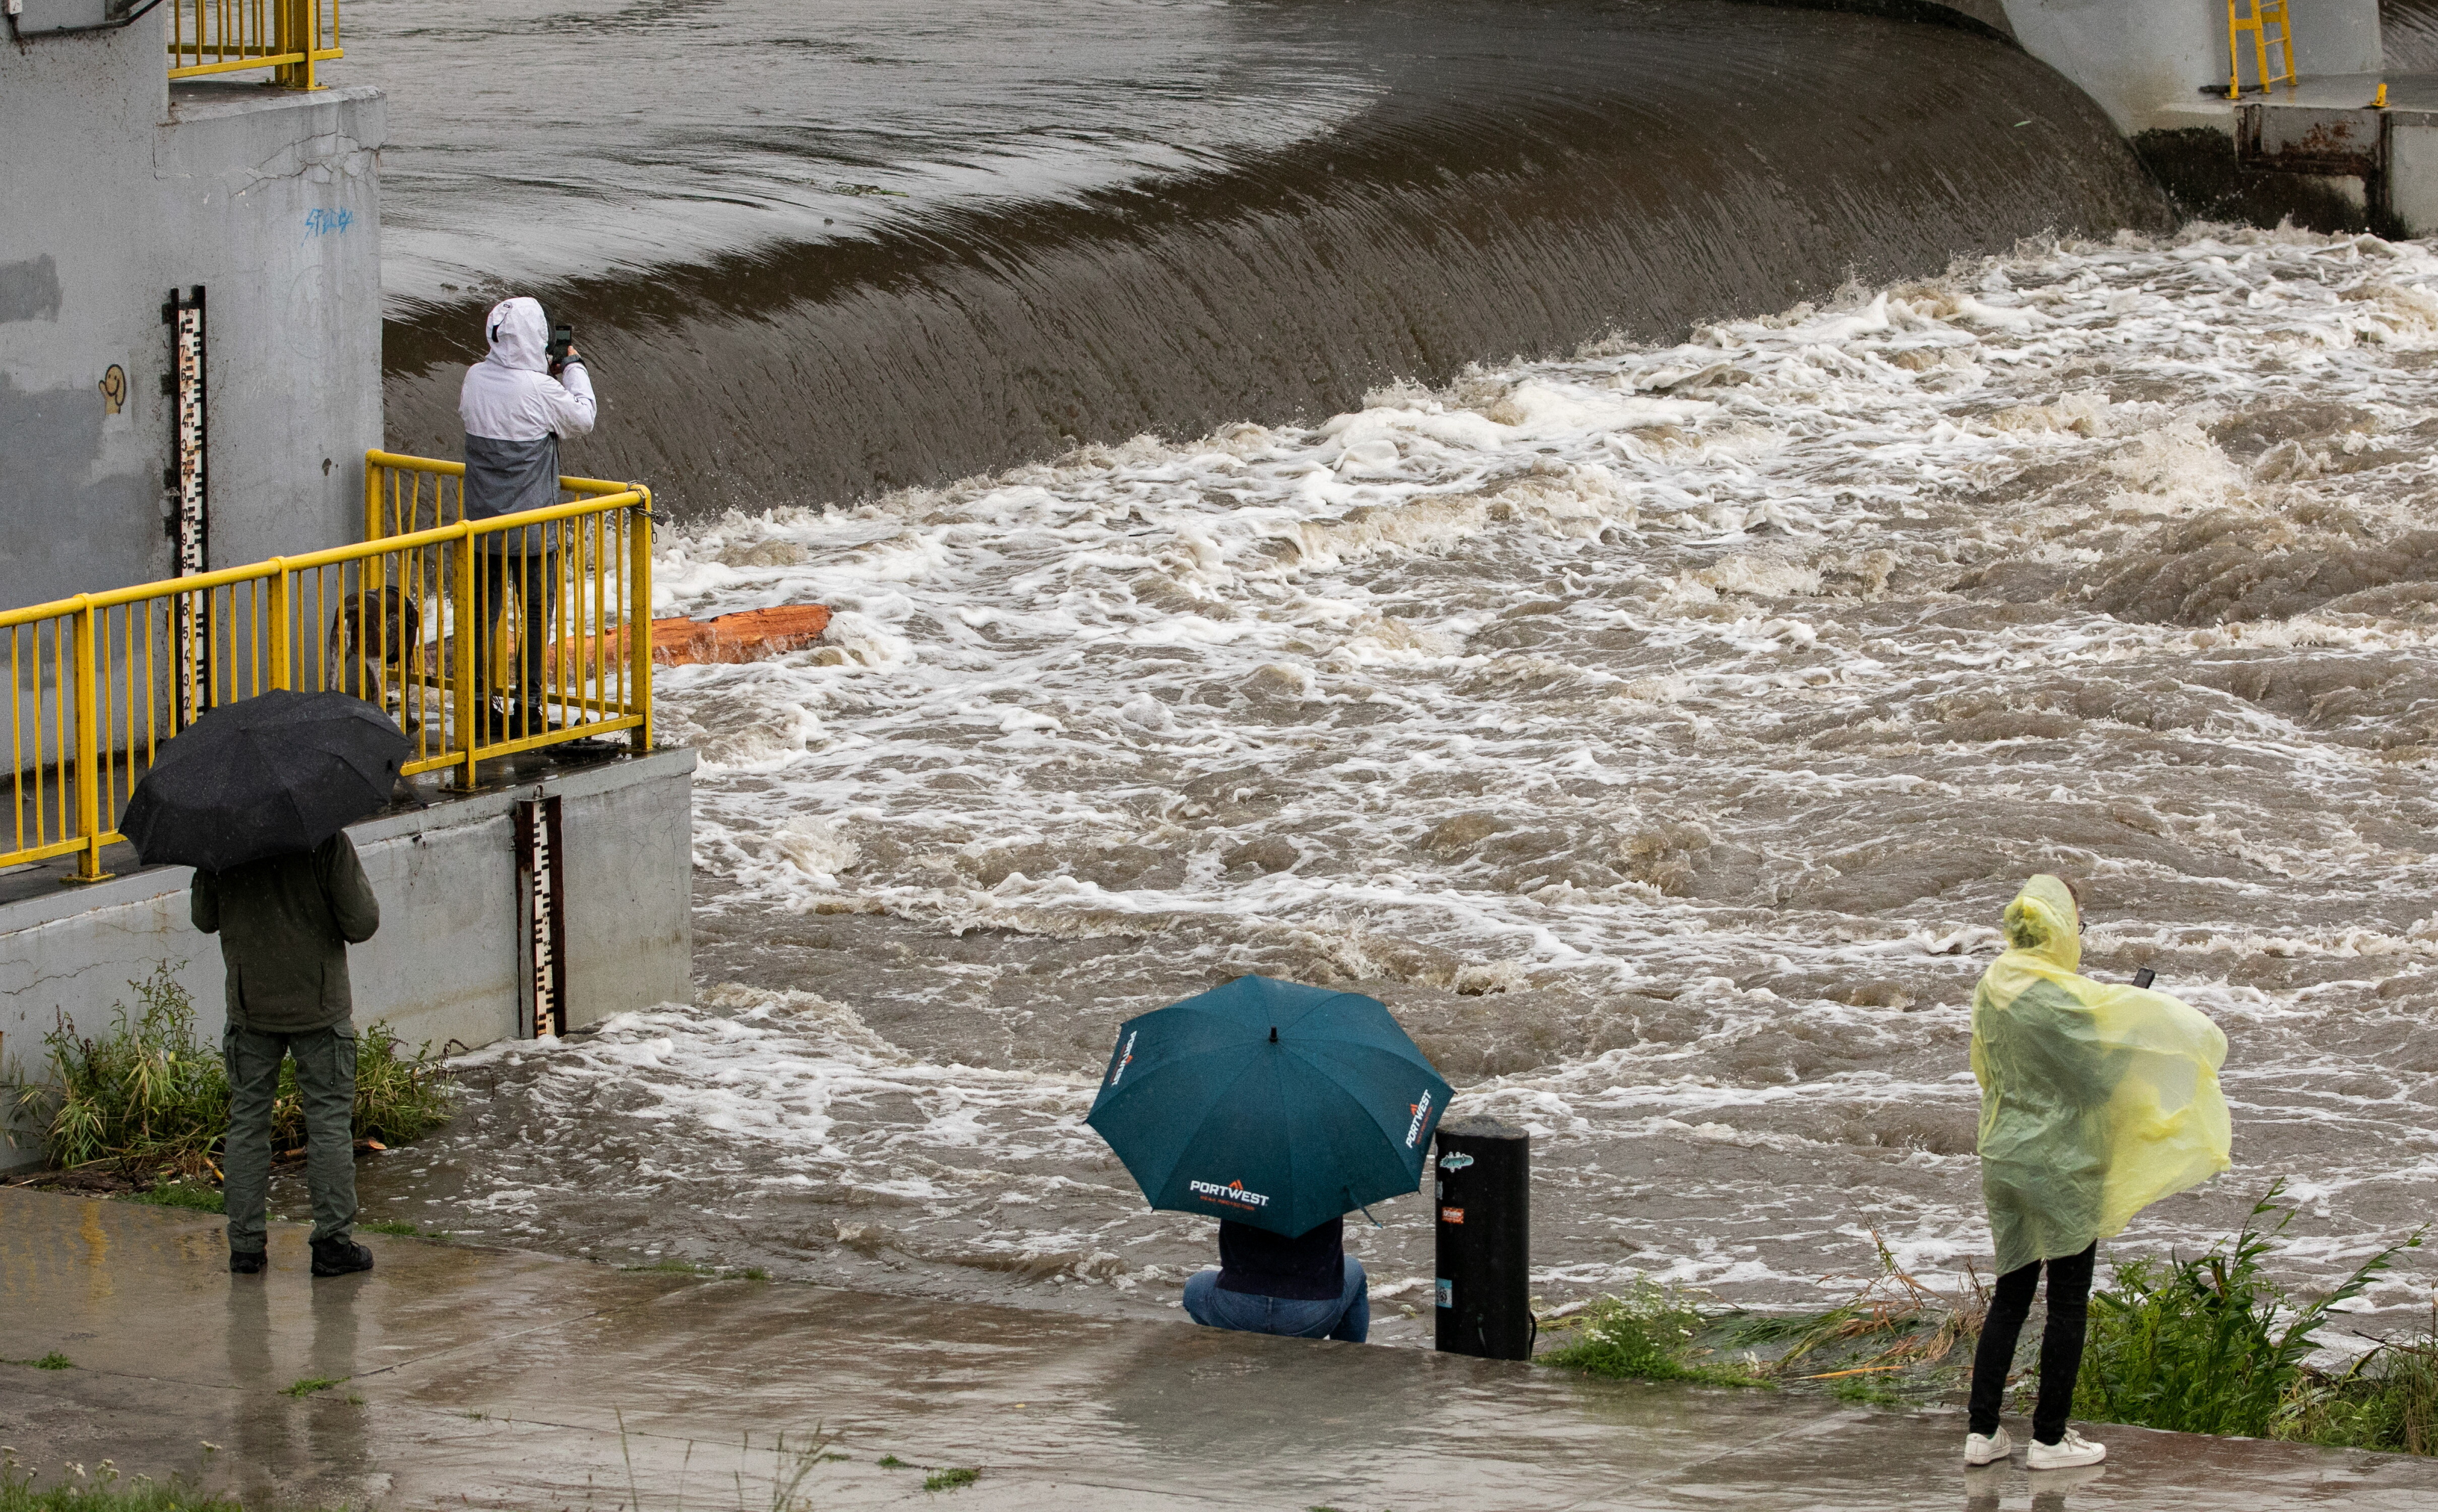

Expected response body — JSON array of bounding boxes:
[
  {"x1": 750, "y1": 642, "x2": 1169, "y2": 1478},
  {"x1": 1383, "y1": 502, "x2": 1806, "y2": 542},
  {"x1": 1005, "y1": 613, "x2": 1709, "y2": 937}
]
[{"x1": 222, "y1": 1023, "x2": 358, "y2": 1253}]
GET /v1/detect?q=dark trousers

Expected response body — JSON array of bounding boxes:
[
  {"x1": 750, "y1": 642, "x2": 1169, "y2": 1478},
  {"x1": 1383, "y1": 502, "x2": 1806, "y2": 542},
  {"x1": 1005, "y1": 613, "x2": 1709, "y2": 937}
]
[
  {"x1": 1967, "y1": 1242, "x2": 2096, "y2": 1444},
  {"x1": 223, "y1": 1023, "x2": 358, "y2": 1251},
  {"x1": 474, "y1": 549, "x2": 553, "y2": 716}
]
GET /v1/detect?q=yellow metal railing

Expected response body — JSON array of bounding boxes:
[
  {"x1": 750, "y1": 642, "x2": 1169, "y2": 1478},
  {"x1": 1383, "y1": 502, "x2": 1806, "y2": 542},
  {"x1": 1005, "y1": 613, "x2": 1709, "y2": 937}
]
[
  {"x1": 4, "y1": 453, "x2": 652, "y2": 881},
  {"x1": 2227, "y1": 0, "x2": 2296, "y2": 99},
  {"x1": 168, "y1": 0, "x2": 341, "y2": 88}
]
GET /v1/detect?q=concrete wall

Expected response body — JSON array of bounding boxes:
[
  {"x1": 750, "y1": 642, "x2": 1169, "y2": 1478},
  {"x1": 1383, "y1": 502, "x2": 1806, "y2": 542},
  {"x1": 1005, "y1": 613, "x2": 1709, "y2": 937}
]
[
  {"x1": 0, "y1": 748, "x2": 695, "y2": 1169},
  {"x1": 2000, "y1": 0, "x2": 2382, "y2": 135},
  {"x1": 0, "y1": 9, "x2": 384, "y2": 614},
  {"x1": 2389, "y1": 112, "x2": 2438, "y2": 234}
]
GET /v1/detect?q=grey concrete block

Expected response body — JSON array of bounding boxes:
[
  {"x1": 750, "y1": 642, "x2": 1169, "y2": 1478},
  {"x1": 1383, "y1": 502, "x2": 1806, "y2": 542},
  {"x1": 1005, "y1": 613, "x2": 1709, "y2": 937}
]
[{"x1": 0, "y1": 747, "x2": 696, "y2": 1169}]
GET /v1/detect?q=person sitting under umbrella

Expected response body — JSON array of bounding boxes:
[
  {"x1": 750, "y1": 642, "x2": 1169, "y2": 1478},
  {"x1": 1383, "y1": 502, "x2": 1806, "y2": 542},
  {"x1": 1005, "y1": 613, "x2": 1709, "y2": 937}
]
[
  {"x1": 1183, "y1": 1212, "x2": 1369, "y2": 1343},
  {"x1": 1087, "y1": 975, "x2": 1449, "y2": 1349}
]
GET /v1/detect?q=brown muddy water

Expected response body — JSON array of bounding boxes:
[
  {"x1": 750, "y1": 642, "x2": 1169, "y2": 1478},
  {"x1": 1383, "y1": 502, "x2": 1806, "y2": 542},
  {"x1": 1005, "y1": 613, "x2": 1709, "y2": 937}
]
[
  {"x1": 322, "y1": 226, "x2": 2438, "y2": 1349},
  {"x1": 370, "y1": 0, "x2": 2168, "y2": 514}
]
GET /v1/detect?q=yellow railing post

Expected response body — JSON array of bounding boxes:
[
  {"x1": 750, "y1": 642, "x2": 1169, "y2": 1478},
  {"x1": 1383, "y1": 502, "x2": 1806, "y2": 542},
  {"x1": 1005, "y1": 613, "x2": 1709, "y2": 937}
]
[
  {"x1": 274, "y1": 0, "x2": 317, "y2": 90},
  {"x1": 455, "y1": 537, "x2": 479, "y2": 789},
  {"x1": 629, "y1": 491, "x2": 653, "y2": 754},
  {"x1": 70, "y1": 601, "x2": 110, "y2": 883},
  {"x1": 266, "y1": 563, "x2": 292, "y2": 691}
]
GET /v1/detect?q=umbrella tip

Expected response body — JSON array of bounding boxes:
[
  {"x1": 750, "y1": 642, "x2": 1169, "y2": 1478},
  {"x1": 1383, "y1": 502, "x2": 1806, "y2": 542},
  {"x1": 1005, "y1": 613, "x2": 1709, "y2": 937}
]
[{"x1": 1269, "y1": 1025, "x2": 1278, "y2": 1043}]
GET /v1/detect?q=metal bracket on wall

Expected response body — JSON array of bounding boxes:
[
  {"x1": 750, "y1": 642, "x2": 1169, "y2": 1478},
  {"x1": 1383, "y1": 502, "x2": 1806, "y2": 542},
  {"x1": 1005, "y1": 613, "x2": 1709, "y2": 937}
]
[
  {"x1": 5, "y1": 0, "x2": 165, "y2": 41},
  {"x1": 514, "y1": 795, "x2": 568, "y2": 1039},
  {"x1": 163, "y1": 285, "x2": 208, "y2": 729}
]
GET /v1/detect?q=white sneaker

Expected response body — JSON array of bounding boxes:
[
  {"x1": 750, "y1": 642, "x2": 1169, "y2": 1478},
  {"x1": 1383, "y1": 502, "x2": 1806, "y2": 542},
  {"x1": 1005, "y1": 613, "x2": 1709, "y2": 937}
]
[
  {"x1": 1964, "y1": 1427, "x2": 2012, "y2": 1466},
  {"x1": 2027, "y1": 1428, "x2": 2106, "y2": 1470}
]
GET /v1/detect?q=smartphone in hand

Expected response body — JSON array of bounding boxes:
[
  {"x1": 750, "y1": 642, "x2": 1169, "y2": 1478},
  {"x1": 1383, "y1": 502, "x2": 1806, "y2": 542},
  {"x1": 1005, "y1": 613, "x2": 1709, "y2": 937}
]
[
  {"x1": 547, "y1": 323, "x2": 575, "y2": 377},
  {"x1": 2132, "y1": 967, "x2": 2156, "y2": 990}
]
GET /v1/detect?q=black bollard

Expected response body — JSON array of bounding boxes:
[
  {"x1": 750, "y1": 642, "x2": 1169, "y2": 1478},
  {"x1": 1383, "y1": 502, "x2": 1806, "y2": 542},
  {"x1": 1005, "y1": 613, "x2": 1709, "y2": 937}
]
[{"x1": 1433, "y1": 1114, "x2": 1532, "y2": 1359}]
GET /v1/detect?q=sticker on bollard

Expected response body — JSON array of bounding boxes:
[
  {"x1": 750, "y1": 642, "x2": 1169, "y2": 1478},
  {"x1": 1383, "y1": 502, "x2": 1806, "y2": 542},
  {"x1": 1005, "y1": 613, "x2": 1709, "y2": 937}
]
[{"x1": 1434, "y1": 1114, "x2": 1531, "y2": 1359}]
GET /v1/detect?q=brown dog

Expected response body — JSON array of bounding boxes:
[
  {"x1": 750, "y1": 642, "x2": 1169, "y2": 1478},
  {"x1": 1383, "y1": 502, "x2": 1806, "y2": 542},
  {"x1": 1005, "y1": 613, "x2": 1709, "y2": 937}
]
[{"x1": 326, "y1": 587, "x2": 422, "y2": 718}]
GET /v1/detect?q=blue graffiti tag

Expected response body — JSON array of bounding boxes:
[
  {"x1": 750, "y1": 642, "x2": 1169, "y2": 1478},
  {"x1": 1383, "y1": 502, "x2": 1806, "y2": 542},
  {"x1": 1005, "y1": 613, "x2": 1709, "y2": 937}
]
[{"x1": 302, "y1": 208, "x2": 354, "y2": 240}]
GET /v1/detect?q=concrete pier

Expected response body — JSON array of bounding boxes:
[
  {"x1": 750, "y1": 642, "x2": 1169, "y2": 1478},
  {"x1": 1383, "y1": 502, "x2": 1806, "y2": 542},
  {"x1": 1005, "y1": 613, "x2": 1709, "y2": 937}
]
[
  {"x1": 0, "y1": 14, "x2": 386, "y2": 611},
  {"x1": 3, "y1": 1190, "x2": 2433, "y2": 1509},
  {"x1": 0, "y1": 746, "x2": 694, "y2": 1170}
]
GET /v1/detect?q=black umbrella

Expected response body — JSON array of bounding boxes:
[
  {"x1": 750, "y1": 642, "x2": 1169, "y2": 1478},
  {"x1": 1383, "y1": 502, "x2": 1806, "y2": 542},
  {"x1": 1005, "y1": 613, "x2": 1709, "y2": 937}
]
[{"x1": 120, "y1": 690, "x2": 409, "y2": 872}]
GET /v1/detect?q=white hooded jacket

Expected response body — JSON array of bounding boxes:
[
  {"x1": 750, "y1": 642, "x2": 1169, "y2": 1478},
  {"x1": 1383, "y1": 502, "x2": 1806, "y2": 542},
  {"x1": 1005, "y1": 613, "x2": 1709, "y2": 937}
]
[{"x1": 459, "y1": 296, "x2": 597, "y2": 548}]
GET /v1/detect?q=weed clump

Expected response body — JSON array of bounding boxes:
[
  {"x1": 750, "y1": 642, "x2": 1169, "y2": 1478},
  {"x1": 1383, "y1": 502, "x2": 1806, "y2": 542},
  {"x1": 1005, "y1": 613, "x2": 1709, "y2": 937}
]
[
  {"x1": 1538, "y1": 1281, "x2": 1764, "y2": 1386},
  {"x1": 2075, "y1": 1180, "x2": 2428, "y2": 1449},
  {"x1": 0, "y1": 1446, "x2": 237, "y2": 1512},
  {"x1": 8, "y1": 965, "x2": 451, "y2": 1179},
  {"x1": 127, "y1": 1181, "x2": 223, "y2": 1215},
  {"x1": 1726, "y1": 1233, "x2": 1987, "y2": 1388},
  {"x1": 922, "y1": 1467, "x2": 979, "y2": 1492}
]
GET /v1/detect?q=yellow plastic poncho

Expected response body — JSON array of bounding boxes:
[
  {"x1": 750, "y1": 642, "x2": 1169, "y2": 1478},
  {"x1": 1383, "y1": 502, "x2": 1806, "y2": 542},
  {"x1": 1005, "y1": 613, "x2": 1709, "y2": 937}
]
[{"x1": 1971, "y1": 875, "x2": 2231, "y2": 1277}]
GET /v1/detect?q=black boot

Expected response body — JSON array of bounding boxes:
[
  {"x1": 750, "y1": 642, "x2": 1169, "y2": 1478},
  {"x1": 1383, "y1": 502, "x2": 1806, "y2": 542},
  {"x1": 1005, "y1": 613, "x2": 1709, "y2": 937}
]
[
  {"x1": 229, "y1": 1248, "x2": 266, "y2": 1276},
  {"x1": 310, "y1": 1236, "x2": 374, "y2": 1278}
]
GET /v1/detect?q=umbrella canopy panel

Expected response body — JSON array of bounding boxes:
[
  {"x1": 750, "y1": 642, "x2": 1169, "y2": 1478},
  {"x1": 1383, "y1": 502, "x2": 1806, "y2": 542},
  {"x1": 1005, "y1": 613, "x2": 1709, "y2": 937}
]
[
  {"x1": 1086, "y1": 975, "x2": 1451, "y2": 1238},
  {"x1": 119, "y1": 690, "x2": 409, "y2": 872}
]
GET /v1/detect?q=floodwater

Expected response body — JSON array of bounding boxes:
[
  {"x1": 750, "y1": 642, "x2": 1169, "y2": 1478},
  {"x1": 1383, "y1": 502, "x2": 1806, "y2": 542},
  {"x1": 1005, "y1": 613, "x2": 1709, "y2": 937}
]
[
  {"x1": 365, "y1": 0, "x2": 2169, "y2": 510},
  {"x1": 347, "y1": 223, "x2": 2438, "y2": 1343}
]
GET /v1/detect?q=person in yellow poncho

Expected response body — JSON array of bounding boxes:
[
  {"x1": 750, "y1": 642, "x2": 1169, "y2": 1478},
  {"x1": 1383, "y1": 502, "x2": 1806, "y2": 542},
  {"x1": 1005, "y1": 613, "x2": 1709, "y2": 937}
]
[{"x1": 1962, "y1": 875, "x2": 2230, "y2": 1472}]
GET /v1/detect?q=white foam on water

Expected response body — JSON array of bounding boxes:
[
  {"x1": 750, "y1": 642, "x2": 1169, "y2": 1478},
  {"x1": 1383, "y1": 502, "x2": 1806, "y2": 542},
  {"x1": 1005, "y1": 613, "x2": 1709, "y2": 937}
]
[{"x1": 385, "y1": 227, "x2": 2438, "y2": 1336}]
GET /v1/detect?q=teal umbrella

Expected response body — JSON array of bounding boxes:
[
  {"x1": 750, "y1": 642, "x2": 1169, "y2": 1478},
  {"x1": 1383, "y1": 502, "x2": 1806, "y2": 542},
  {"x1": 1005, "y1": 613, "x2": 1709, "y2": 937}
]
[{"x1": 1085, "y1": 975, "x2": 1452, "y2": 1238}]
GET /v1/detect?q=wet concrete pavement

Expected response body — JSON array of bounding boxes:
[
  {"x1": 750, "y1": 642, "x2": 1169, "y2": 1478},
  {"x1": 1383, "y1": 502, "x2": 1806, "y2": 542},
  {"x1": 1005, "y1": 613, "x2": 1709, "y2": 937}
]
[{"x1": 3, "y1": 1190, "x2": 2433, "y2": 1510}]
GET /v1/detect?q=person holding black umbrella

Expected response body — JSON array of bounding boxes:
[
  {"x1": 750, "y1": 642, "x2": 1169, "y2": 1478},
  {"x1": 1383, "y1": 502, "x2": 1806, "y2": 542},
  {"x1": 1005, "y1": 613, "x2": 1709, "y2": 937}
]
[
  {"x1": 194, "y1": 831, "x2": 381, "y2": 1278},
  {"x1": 120, "y1": 689, "x2": 410, "y2": 1279}
]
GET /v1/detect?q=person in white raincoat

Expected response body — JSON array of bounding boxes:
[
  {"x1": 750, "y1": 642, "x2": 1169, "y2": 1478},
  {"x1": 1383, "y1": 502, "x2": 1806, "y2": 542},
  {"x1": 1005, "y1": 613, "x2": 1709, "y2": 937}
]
[
  {"x1": 459, "y1": 296, "x2": 597, "y2": 740},
  {"x1": 1962, "y1": 874, "x2": 2230, "y2": 1473}
]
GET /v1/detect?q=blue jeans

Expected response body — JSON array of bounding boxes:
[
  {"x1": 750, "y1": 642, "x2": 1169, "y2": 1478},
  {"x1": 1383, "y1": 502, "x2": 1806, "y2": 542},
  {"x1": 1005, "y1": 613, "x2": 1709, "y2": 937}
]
[{"x1": 1183, "y1": 1256, "x2": 1369, "y2": 1343}]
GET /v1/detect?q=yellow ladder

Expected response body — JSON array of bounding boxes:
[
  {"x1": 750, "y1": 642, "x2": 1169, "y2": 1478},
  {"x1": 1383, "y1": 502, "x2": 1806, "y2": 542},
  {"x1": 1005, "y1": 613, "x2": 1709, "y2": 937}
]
[{"x1": 2227, "y1": 0, "x2": 2296, "y2": 99}]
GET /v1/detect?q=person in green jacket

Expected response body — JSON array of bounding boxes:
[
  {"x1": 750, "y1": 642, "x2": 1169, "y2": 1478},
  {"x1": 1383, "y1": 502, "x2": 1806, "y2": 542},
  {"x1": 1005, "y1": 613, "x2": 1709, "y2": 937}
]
[{"x1": 191, "y1": 830, "x2": 382, "y2": 1278}]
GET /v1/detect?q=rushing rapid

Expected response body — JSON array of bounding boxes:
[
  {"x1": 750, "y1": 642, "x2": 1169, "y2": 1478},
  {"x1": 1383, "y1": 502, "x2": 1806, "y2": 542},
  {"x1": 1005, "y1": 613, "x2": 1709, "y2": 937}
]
[
  {"x1": 345, "y1": 226, "x2": 2438, "y2": 1342},
  {"x1": 370, "y1": 0, "x2": 2169, "y2": 512}
]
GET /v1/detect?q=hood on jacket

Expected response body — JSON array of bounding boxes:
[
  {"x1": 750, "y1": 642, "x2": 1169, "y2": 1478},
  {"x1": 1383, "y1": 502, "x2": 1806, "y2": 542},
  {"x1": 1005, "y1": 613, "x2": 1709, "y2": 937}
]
[
  {"x1": 483, "y1": 297, "x2": 550, "y2": 374},
  {"x1": 2000, "y1": 874, "x2": 2080, "y2": 973}
]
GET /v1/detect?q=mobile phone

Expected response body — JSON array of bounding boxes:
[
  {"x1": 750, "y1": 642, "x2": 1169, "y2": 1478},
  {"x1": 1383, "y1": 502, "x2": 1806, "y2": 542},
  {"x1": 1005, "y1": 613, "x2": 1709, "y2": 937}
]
[
  {"x1": 2131, "y1": 967, "x2": 2155, "y2": 990},
  {"x1": 546, "y1": 323, "x2": 575, "y2": 373}
]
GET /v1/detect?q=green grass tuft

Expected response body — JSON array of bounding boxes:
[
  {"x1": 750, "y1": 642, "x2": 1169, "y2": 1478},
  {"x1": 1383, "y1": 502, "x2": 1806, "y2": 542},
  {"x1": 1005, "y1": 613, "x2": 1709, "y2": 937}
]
[
  {"x1": 1538, "y1": 1282, "x2": 1765, "y2": 1387},
  {"x1": 0, "y1": 1446, "x2": 240, "y2": 1512},
  {"x1": 876, "y1": 1455, "x2": 906, "y2": 1469},
  {"x1": 358, "y1": 1221, "x2": 428, "y2": 1237},
  {"x1": 281, "y1": 1376, "x2": 343, "y2": 1398},
  {"x1": 125, "y1": 1181, "x2": 223, "y2": 1215},
  {"x1": 1829, "y1": 1374, "x2": 1907, "y2": 1408},
  {"x1": 9, "y1": 965, "x2": 452, "y2": 1178},
  {"x1": 25, "y1": 1354, "x2": 73, "y2": 1371},
  {"x1": 2076, "y1": 1180, "x2": 2428, "y2": 1450},
  {"x1": 922, "y1": 1468, "x2": 979, "y2": 1492}
]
